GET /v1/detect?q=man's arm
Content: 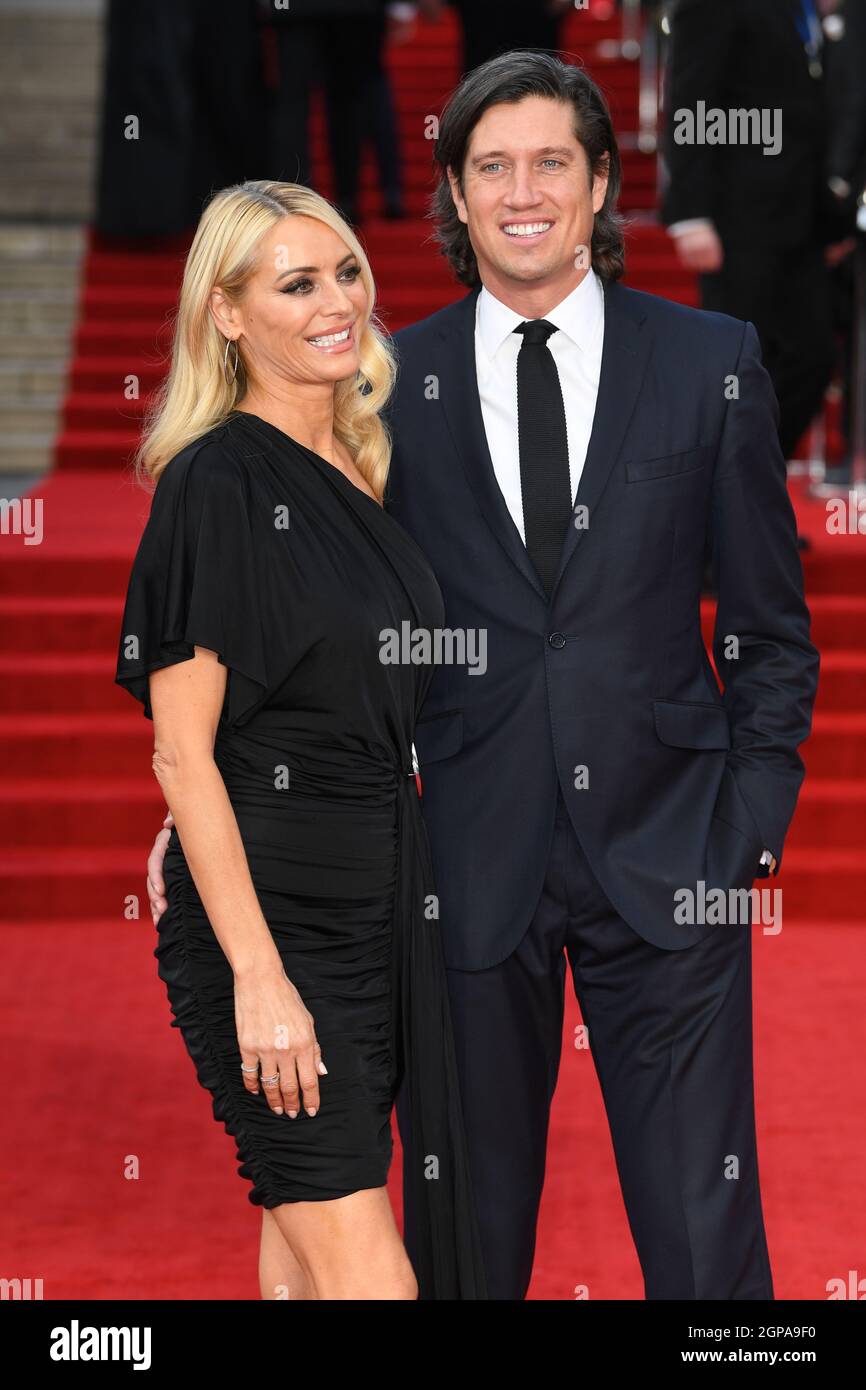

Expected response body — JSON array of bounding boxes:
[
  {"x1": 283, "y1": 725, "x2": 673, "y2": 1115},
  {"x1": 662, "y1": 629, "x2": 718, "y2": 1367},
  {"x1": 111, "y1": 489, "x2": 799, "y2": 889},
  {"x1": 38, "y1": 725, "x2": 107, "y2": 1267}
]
[{"x1": 708, "y1": 320, "x2": 820, "y2": 875}]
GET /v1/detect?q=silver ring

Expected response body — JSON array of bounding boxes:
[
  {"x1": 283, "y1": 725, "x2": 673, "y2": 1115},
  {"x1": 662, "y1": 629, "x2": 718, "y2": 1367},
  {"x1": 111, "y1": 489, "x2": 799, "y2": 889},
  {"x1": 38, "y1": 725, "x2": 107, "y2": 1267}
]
[
  {"x1": 261, "y1": 1074, "x2": 280, "y2": 1086},
  {"x1": 240, "y1": 1063, "x2": 259, "y2": 1074}
]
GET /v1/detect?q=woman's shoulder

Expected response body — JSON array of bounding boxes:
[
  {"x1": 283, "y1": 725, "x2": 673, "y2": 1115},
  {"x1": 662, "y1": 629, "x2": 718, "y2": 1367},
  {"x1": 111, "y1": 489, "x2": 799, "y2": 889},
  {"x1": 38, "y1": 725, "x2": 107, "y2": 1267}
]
[{"x1": 154, "y1": 419, "x2": 251, "y2": 504}]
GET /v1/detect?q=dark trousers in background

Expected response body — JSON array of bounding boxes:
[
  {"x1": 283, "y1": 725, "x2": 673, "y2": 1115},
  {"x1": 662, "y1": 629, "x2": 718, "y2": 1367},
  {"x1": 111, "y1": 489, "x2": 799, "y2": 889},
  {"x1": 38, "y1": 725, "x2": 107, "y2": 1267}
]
[
  {"x1": 453, "y1": 0, "x2": 563, "y2": 73},
  {"x1": 699, "y1": 240, "x2": 836, "y2": 461},
  {"x1": 97, "y1": 0, "x2": 264, "y2": 238},
  {"x1": 267, "y1": 16, "x2": 390, "y2": 220},
  {"x1": 405, "y1": 787, "x2": 775, "y2": 1301}
]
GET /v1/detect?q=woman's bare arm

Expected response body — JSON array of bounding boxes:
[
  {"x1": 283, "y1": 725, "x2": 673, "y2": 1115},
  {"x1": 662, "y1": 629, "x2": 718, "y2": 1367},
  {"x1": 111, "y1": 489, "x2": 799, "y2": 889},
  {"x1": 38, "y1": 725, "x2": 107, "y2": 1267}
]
[{"x1": 148, "y1": 647, "x2": 325, "y2": 1118}]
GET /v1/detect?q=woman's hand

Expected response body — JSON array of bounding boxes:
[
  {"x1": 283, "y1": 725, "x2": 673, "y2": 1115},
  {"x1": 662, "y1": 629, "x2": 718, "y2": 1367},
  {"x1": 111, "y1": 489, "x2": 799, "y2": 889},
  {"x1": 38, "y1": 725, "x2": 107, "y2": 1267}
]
[
  {"x1": 235, "y1": 964, "x2": 328, "y2": 1118},
  {"x1": 146, "y1": 809, "x2": 174, "y2": 923}
]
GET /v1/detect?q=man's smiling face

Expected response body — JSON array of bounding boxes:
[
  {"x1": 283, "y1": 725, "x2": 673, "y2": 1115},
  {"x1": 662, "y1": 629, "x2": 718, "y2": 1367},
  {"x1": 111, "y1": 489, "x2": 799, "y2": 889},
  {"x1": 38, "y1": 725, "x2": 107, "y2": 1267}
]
[{"x1": 447, "y1": 94, "x2": 609, "y2": 313}]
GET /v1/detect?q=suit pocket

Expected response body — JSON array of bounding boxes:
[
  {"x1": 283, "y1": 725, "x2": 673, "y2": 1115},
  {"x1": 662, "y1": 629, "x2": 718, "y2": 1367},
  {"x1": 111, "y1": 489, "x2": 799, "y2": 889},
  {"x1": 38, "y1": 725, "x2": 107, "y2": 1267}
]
[
  {"x1": 653, "y1": 697, "x2": 731, "y2": 750},
  {"x1": 706, "y1": 768, "x2": 764, "y2": 893},
  {"x1": 413, "y1": 708, "x2": 463, "y2": 765},
  {"x1": 625, "y1": 443, "x2": 714, "y2": 483},
  {"x1": 710, "y1": 762, "x2": 765, "y2": 848},
  {"x1": 705, "y1": 813, "x2": 761, "y2": 896}
]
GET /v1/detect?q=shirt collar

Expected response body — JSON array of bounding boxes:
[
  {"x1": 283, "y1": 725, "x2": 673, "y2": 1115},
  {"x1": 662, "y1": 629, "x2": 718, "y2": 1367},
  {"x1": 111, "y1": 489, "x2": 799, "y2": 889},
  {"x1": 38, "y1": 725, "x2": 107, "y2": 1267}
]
[{"x1": 477, "y1": 268, "x2": 605, "y2": 363}]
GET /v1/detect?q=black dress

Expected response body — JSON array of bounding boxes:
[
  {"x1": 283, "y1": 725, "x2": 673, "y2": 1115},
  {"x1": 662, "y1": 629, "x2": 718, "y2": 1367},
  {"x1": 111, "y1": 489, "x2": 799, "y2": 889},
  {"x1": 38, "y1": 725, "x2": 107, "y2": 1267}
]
[{"x1": 115, "y1": 411, "x2": 487, "y2": 1299}]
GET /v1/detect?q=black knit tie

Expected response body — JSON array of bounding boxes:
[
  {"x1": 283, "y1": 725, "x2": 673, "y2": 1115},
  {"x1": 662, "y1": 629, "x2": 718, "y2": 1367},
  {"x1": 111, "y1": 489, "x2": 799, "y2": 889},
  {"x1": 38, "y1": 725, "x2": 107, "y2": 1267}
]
[{"x1": 514, "y1": 319, "x2": 572, "y2": 598}]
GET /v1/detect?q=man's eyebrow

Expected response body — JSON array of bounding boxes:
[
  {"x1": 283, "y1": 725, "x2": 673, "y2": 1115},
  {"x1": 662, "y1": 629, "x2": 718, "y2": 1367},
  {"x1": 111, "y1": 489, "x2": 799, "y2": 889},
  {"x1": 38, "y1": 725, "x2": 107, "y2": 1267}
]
[
  {"x1": 469, "y1": 145, "x2": 575, "y2": 167},
  {"x1": 275, "y1": 252, "x2": 356, "y2": 280}
]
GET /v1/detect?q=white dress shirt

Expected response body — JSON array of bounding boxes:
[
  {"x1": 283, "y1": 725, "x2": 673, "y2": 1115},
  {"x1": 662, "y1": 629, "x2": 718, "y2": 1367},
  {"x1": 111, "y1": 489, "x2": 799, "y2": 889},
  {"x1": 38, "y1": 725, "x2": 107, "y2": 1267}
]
[{"x1": 475, "y1": 269, "x2": 605, "y2": 544}]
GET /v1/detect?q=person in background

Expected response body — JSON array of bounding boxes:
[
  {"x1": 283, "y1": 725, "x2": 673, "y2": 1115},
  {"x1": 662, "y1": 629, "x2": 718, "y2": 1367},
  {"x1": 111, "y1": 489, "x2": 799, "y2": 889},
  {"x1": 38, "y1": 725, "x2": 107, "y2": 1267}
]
[
  {"x1": 263, "y1": 0, "x2": 440, "y2": 224},
  {"x1": 97, "y1": 0, "x2": 265, "y2": 239},
  {"x1": 452, "y1": 0, "x2": 571, "y2": 75},
  {"x1": 261, "y1": 0, "x2": 379, "y2": 224},
  {"x1": 339, "y1": 1, "x2": 422, "y2": 220},
  {"x1": 821, "y1": 0, "x2": 866, "y2": 483},
  {"x1": 661, "y1": 0, "x2": 838, "y2": 463}
]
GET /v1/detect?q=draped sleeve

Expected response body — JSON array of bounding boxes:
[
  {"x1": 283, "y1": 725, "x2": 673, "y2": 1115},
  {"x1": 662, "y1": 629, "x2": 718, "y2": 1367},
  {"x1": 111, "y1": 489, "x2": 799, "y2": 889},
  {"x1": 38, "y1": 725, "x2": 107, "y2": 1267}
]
[{"x1": 115, "y1": 434, "x2": 269, "y2": 727}]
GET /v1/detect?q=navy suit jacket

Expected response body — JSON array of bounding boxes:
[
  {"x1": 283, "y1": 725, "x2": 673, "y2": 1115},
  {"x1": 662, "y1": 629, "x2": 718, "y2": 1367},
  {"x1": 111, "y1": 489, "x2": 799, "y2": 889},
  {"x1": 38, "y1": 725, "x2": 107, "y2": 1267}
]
[{"x1": 384, "y1": 278, "x2": 820, "y2": 971}]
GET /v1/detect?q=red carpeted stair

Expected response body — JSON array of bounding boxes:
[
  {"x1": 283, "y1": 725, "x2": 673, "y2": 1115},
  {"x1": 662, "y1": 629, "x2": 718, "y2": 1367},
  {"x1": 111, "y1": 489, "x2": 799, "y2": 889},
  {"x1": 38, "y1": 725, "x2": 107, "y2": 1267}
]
[{"x1": 1, "y1": 8, "x2": 863, "y2": 1299}]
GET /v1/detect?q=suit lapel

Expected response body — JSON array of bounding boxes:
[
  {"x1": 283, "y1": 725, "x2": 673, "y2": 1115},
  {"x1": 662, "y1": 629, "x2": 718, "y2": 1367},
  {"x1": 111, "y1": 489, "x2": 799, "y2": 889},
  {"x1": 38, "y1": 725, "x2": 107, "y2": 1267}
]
[
  {"x1": 434, "y1": 288, "x2": 547, "y2": 599},
  {"x1": 432, "y1": 276, "x2": 651, "y2": 603},
  {"x1": 551, "y1": 278, "x2": 650, "y2": 597}
]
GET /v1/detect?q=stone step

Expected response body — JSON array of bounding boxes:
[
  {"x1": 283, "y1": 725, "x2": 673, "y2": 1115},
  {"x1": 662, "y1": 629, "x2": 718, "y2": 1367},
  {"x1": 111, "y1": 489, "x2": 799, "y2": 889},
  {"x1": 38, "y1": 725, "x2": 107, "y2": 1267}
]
[
  {"x1": 0, "y1": 361, "x2": 67, "y2": 397},
  {"x1": 0, "y1": 261, "x2": 82, "y2": 289},
  {"x1": 0, "y1": 180, "x2": 93, "y2": 199},
  {"x1": 0, "y1": 399, "x2": 62, "y2": 432},
  {"x1": 0, "y1": 19, "x2": 102, "y2": 47},
  {"x1": 0, "y1": 25, "x2": 101, "y2": 54},
  {"x1": 0, "y1": 26, "x2": 101, "y2": 46},
  {"x1": 0, "y1": 54, "x2": 101, "y2": 78},
  {"x1": 1, "y1": 90, "x2": 100, "y2": 111},
  {"x1": 0, "y1": 2, "x2": 100, "y2": 459},
  {"x1": 0, "y1": 224, "x2": 84, "y2": 260},
  {"x1": 0, "y1": 139, "x2": 95, "y2": 163},
  {"x1": 0, "y1": 286, "x2": 77, "y2": 304},
  {"x1": 0, "y1": 292, "x2": 77, "y2": 332},
  {"x1": 0, "y1": 51, "x2": 98, "y2": 67},
  {"x1": 0, "y1": 112, "x2": 98, "y2": 141},
  {"x1": 0, "y1": 67, "x2": 99, "y2": 83},
  {"x1": 0, "y1": 94, "x2": 99, "y2": 111},
  {"x1": 0, "y1": 436, "x2": 55, "y2": 476},
  {"x1": 0, "y1": 330, "x2": 71, "y2": 358},
  {"x1": 2, "y1": 153, "x2": 95, "y2": 173},
  {"x1": 1, "y1": 159, "x2": 96, "y2": 185},
  {"x1": 0, "y1": 191, "x2": 93, "y2": 217}
]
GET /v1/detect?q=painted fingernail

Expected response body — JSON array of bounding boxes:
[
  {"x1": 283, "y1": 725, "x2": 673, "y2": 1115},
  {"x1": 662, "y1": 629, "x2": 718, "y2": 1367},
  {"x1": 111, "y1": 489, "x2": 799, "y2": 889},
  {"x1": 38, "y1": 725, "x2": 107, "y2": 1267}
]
[
  {"x1": 288, "y1": 1110, "x2": 298, "y2": 1118},
  {"x1": 307, "y1": 1108, "x2": 317, "y2": 1117},
  {"x1": 273, "y1": 1106, "x2": 283, "y2": 1115},
  {"x1": 317, "y1": 1061, "x2": 328, "y2": 1074}
]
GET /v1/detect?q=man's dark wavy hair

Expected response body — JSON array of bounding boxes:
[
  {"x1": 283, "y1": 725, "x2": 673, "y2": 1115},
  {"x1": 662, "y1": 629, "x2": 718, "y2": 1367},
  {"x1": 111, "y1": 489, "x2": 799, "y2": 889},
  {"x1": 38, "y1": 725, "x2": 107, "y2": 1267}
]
[{"x1": 430, "y1": 49, "x2": 626, "y2": 287}]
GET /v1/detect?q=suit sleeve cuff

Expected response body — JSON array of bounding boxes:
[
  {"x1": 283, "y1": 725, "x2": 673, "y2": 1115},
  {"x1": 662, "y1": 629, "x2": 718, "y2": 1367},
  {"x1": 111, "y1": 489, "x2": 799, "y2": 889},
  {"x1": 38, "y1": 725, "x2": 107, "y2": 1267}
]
[{"x1": 667, "y1": 218, "x2": 716, "y2": 237}]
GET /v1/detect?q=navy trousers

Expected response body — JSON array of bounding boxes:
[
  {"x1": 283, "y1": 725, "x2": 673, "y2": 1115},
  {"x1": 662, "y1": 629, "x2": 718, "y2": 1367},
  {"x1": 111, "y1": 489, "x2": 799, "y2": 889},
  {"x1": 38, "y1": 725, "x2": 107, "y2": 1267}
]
[{"x1": 406, "y1": 787, "x2": 775, "y2": 1301}]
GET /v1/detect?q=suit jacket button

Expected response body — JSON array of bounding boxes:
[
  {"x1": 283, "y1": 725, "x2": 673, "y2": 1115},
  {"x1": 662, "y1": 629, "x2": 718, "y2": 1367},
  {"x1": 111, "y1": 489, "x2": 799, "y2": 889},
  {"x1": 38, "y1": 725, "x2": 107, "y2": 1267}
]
[{"x1": 548, "y1": 632, "x2": 566, "y2": 649}]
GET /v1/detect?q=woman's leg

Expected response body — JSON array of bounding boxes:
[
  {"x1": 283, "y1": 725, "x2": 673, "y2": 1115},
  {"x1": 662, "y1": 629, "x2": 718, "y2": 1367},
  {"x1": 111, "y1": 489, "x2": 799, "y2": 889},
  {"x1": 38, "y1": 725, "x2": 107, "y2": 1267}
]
[
  {"x1": 268, "y1": 1187, "x2": 417, "y2": 1301},
  {"x1": 259, "y1": 1208, "x2": 312, "y2": 1300}
]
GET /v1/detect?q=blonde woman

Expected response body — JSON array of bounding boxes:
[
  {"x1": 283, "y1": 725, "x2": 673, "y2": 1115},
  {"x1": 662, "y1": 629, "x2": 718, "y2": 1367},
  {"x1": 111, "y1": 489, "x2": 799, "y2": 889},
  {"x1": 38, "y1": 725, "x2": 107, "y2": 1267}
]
[{"x1": 115, "y1": 181, "x2": 486, "y2": 1300}]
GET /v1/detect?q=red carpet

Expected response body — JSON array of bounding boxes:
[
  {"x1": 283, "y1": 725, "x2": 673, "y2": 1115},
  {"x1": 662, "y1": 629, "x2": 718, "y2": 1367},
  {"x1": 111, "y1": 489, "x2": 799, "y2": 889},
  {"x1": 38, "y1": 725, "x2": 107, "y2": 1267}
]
[{"x1": 1, "y1": 8, "x2": 864, "y2": 1299}]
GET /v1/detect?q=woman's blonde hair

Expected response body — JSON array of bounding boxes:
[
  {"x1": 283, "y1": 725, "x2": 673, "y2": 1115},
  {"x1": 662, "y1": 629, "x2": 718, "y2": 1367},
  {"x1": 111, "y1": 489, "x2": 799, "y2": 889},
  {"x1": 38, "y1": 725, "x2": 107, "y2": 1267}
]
[{"x1": 134, "y1": 180, "x2": 396, "y2": 499}]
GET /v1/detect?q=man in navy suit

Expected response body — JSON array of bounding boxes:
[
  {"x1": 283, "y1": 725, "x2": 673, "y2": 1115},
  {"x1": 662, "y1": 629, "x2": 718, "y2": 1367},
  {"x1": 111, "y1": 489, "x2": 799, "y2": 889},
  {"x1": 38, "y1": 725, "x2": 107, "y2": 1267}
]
[
  {"x1": 146, "y1": 50, "x2": 819, "y2": 1299},
  {"x1": 383, "y1": 50, "x2": 818, "y2": 1298}
]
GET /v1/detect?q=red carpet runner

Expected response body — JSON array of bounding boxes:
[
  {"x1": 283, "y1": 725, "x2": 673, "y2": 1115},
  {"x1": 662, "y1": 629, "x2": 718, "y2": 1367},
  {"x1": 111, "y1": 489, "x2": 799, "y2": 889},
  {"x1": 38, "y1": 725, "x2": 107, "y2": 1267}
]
[{"x1": 1, "y1": 9, "x2": 863, "y2": 1299}]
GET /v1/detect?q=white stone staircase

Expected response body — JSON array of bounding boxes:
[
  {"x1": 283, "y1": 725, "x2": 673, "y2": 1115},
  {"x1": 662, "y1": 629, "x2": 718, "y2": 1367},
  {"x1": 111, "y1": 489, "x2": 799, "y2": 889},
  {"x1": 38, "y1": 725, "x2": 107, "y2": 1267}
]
[{"x1": 0, "y1": 0, "x2": 104, "y2": 484}]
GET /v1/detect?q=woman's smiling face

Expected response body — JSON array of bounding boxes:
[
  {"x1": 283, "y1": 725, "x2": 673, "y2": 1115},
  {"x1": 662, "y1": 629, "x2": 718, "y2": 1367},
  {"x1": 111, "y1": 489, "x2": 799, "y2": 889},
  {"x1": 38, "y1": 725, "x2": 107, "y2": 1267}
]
[{"x1": 212, "y1": 214, "x2": 369, "y2": 388}]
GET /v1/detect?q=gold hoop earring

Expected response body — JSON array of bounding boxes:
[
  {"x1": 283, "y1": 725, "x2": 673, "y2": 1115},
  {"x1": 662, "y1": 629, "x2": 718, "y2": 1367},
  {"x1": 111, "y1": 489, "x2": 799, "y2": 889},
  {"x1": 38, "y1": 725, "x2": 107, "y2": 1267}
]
[{"x1": 223, "y1": 337, "x2": 239, "y2": 385}]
